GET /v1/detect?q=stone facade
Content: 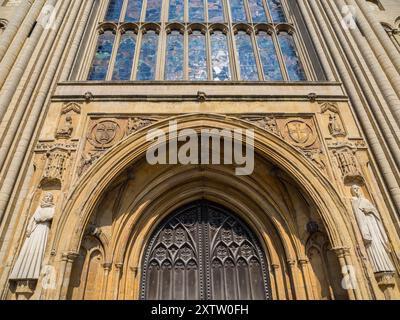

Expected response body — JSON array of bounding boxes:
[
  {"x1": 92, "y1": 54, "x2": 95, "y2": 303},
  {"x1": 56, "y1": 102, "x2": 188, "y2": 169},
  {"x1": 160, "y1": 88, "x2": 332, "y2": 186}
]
[{"x1": 0, "y1": 0, "x2": 399, "y2": 300}]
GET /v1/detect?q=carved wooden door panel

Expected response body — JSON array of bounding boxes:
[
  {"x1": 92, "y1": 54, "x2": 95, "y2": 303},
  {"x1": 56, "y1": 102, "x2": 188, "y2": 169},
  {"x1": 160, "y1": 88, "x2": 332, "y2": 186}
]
[{"x1": 140, "y1": 201, "x2": 270, "y2": 300}]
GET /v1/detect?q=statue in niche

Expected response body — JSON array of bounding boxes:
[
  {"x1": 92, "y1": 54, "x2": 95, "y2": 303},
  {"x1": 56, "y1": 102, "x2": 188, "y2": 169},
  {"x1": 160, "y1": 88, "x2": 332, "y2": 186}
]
[
  {"x1": 328, "y1": 114, "x2": 345, "y2": 136},
  {"x1": 9, "y1": 193, "x2": 56, "y2": 281},
  {"x1": 350, "y1": 185, "x2": 395, "y2": 273},
  {"x1": 56, "y1": 115, "x2": 73, "y2": 139}
]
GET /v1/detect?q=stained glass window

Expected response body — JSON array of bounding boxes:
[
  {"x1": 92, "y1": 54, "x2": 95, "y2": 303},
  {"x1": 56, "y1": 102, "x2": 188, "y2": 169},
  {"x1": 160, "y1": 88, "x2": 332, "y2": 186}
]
[
  {"x1": 189, "y1": 31, "x2": 208, "y2": 80},
  {"x1": 105, "y1": 0, "x2": 124, "y2": 21},
  {"x1": 248, "y1": 0, "x2": 267, "y2": 23},
  {"x1": 88, "y1": 31, "x2": 115, "y2": 80},
  {"x1": 145, "y1": 0, "x2": 162, "y2": 22},
  {"x1": 230, "y1": 0, "x2": 247, "y2": 23},
  {"x1": 189, "y1": 0, "x2": 205, "y2": 22},
  {"x1": 125, "y1": 0, "x2": 143, "y2": 22},
  {"x1": 208, "y1": 0, "x2": 224, "y2": 22},
  {"x1": 169, "y1": 0, "x2": 184, "y2": 22},
  {"x1": 112, "y1": 31, "x2": 137, "y2": 80},
  {"x1": 279, "y1": 32, "x2": 306, "y2": 81},
  {"x1": 211, "y1": 31, "x2": 231, "y2": 81},
  {"x1": 90, "y1": 0, "x2": 309, "y2": 81},
  {"x1": 267, "y1": 0, "x2": 286, "y2": 22},
  {"x1": 137, "y1": 30, "x2": 158, "y2": 80},
  {"x1": 256, "y1": 31, "x2": 282, "y2": 80},
  {"x1": 165, "y1": 31, "x2": 184, "y2": 80},
  {"x1": 235, "y1": 31, "x2": 259, "y2": 80}
]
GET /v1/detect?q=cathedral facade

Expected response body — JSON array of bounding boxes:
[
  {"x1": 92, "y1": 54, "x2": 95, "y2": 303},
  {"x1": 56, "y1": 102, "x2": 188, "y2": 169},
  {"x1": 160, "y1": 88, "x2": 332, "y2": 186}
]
[{"x1": 0, "y1": 0, "x2": 399, "y2": 300}]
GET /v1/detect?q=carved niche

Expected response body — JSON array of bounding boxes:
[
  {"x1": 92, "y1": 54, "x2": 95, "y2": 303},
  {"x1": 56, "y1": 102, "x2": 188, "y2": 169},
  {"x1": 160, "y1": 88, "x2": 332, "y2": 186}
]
[
  {"x1": 320, "y1": 102, "x2": 346, "y2": 138},
  {"x1": 35, "y1": 142, "x2": 77, "y2": 188},
  {"x1": 329, "y1": 142, "x2": 364, "y2": 185},
  {"x1": 56, "y1": 102, "x2": 81, "y2": 139}
]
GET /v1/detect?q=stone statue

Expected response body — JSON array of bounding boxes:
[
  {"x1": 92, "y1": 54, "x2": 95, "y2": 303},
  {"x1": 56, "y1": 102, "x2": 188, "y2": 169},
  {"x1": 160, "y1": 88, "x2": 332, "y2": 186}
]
[
  {"x1": 56, "y1": 115, "x2": 73, "y2": 138},
  {"x1": 350, "y1": 185, "x2": 395, "y2": 273},
  {"x1": 328, "y1": 114, "x2": 344, "y2": 136},
  {"x1": 9, "y1": 193, "x2": 55, "y2": 281}
]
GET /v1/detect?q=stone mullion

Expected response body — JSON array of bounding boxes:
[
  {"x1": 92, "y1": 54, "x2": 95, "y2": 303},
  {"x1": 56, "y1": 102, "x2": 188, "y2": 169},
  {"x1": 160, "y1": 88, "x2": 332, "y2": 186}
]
[{"x1": 274, "y1": 28, "x2": 290, "y2": 81}]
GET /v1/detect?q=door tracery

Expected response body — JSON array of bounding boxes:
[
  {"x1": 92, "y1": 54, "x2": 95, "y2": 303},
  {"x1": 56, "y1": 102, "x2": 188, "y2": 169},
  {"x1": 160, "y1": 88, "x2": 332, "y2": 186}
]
[{"x1": 140, "y1": 200, "x2": 271, "y2": 300}]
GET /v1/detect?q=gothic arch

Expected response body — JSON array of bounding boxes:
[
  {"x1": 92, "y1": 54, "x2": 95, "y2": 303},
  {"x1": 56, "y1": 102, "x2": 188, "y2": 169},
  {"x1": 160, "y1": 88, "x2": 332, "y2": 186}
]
[{"x1": 47, "y1": 113, "x2": 368, "y2": 299}]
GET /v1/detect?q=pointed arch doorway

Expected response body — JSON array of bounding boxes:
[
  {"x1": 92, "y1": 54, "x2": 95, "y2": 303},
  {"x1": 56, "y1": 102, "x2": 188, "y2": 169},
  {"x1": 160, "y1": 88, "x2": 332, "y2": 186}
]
[{"x1": 140, "y1": 200, "x2": 271, "y2": 300}]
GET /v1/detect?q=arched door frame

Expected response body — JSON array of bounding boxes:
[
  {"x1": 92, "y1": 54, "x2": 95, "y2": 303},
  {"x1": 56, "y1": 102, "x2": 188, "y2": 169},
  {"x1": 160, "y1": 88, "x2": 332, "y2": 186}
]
[{"x1": 44, "y1": 113, "x2": 369, "y2": 299}]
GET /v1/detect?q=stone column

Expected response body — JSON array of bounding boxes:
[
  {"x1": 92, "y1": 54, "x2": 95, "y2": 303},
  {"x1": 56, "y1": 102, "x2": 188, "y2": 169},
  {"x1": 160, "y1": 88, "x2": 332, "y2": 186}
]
[
  {"x1": 0, "y1": 0, "x2": 80, "y2": 224},
  {"x1": 296, "y1": 0, "x2": 336, "y2": 81},
  {"x1": 101, "y1": 263, "x2": 112, "y2": 300},
  {"x1": 59, "y1": 252, "x2": 79, "y2": 300},
  {"x1": 375, "y1": 272, "x2": 396, "y2": 300},
  {"x1": 270, "y1": 264, "x2": 282, "y2": 300},
  {"x1": 342, "y1": 0, "x2": 400, "y2": 122},
  {"x1": 0, "y1": 0, "x2": 48, "y2": 89},
  {"x1": 113, "y1": 263, "x2": 123, "y2": 300},
  {"x1": 0, "y1": 0, "x2": 34, "y2": 60},
  {"x1": 287, "y1": 259, "x2": 303, "y2": 300},
  {"x1": 298, "y1": 258, "x2": 315, "y2": 300},
  {"x1": 355, "y1": 0, "x2": 400, "y2": 73},
  {"x1": 307, "y1": 0, "x2": 400, "y2": 214}
]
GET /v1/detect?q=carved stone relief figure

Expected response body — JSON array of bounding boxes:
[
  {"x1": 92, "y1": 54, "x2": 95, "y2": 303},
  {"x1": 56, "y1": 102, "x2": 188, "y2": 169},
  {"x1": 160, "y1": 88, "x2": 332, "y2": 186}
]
[
  {"x1": 332, "y1": 147, "x2": 363, "y2": 184},
  {"x1": 127, "y1": 117, "x2": 155, "y2": 135},
  {"x1": 42, "y1": 148, "x2": 71, "y2": 186},
  {"x1": 9, "y1": 193, "x2": 56, "y2": 283},
  {"x1": 56, "y1": 102, "x2": 81, "y2": 140},
  {"x1": 241, "y1": 115, "x2": 280, "y2": 136},
  {"x1": 350, "y1": 185, "x2": 395, "y2": 274},
  {"x1": 320, "y1": 102, "x2": 346, "y2": 137}
]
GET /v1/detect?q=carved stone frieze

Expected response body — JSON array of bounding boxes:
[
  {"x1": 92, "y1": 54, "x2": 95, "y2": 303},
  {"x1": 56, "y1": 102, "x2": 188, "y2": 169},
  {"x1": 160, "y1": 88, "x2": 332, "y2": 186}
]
[{"x1": 127, "y1": 117, "x2": 157, "y2": 136}]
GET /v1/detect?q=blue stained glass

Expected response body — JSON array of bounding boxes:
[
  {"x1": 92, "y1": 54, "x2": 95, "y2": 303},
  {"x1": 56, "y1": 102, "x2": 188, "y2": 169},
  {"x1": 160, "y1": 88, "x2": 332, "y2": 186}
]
[
  {"x1": 229, "y1": 0, "x2": 247, "y2": 22},
  {"x1": 169, "y1": 0, "x2": 184, "y2": 21},
  {"x1": 165, "y1": 31, "x2": 184, "y2": 80},
  {"x1": 88, "y1": 31, "x2": 115, "y2": 80},
  {"x1": 248, "y1": 0, "x2": 267, "y2": 22},
  {"x1": 267, "y1": 0, "x2": 286, "y2": 22},
  {"x1": 189, "y1": 31, "x2": 208, "y2": 80},
  {"x1": 208, "y1": 0, "x2": 224, "y2": 22},
  {"x1": 137, "y1": 31, "x2": 158, "y2": 80},
  {"x1": 278, "y1": 32, "x2": 306, "y2": 81},
  {"x1": 105, "y1": 0, "x2": 123, "y2": 21},
  {"x1": 235, "y1": 31, "x2": 259, "y2": 80},
  {"x1": 256, "y1": 31, "x2": 282, "y2": 80},
  {"x1": 189, "y1": 0, "x2": 205, "y2": 21},
  {"x1": 211, "y1": 31, "x2": 231, "y2": 81},
  {"x1": 145, "y1": 0, "x2": 162, "y2": 21},
  {"x1": 125, "y1": 0, "x2": 143, "y2": 22},
  {"x1": 112, "y1": 31, "x2": 136, "y2": 80}
]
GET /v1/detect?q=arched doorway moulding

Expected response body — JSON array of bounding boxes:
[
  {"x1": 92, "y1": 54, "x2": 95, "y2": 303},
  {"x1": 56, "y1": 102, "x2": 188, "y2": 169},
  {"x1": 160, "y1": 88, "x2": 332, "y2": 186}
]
[{"x1": 46, "y1": 113, "x2": 367, "y2": 299}]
